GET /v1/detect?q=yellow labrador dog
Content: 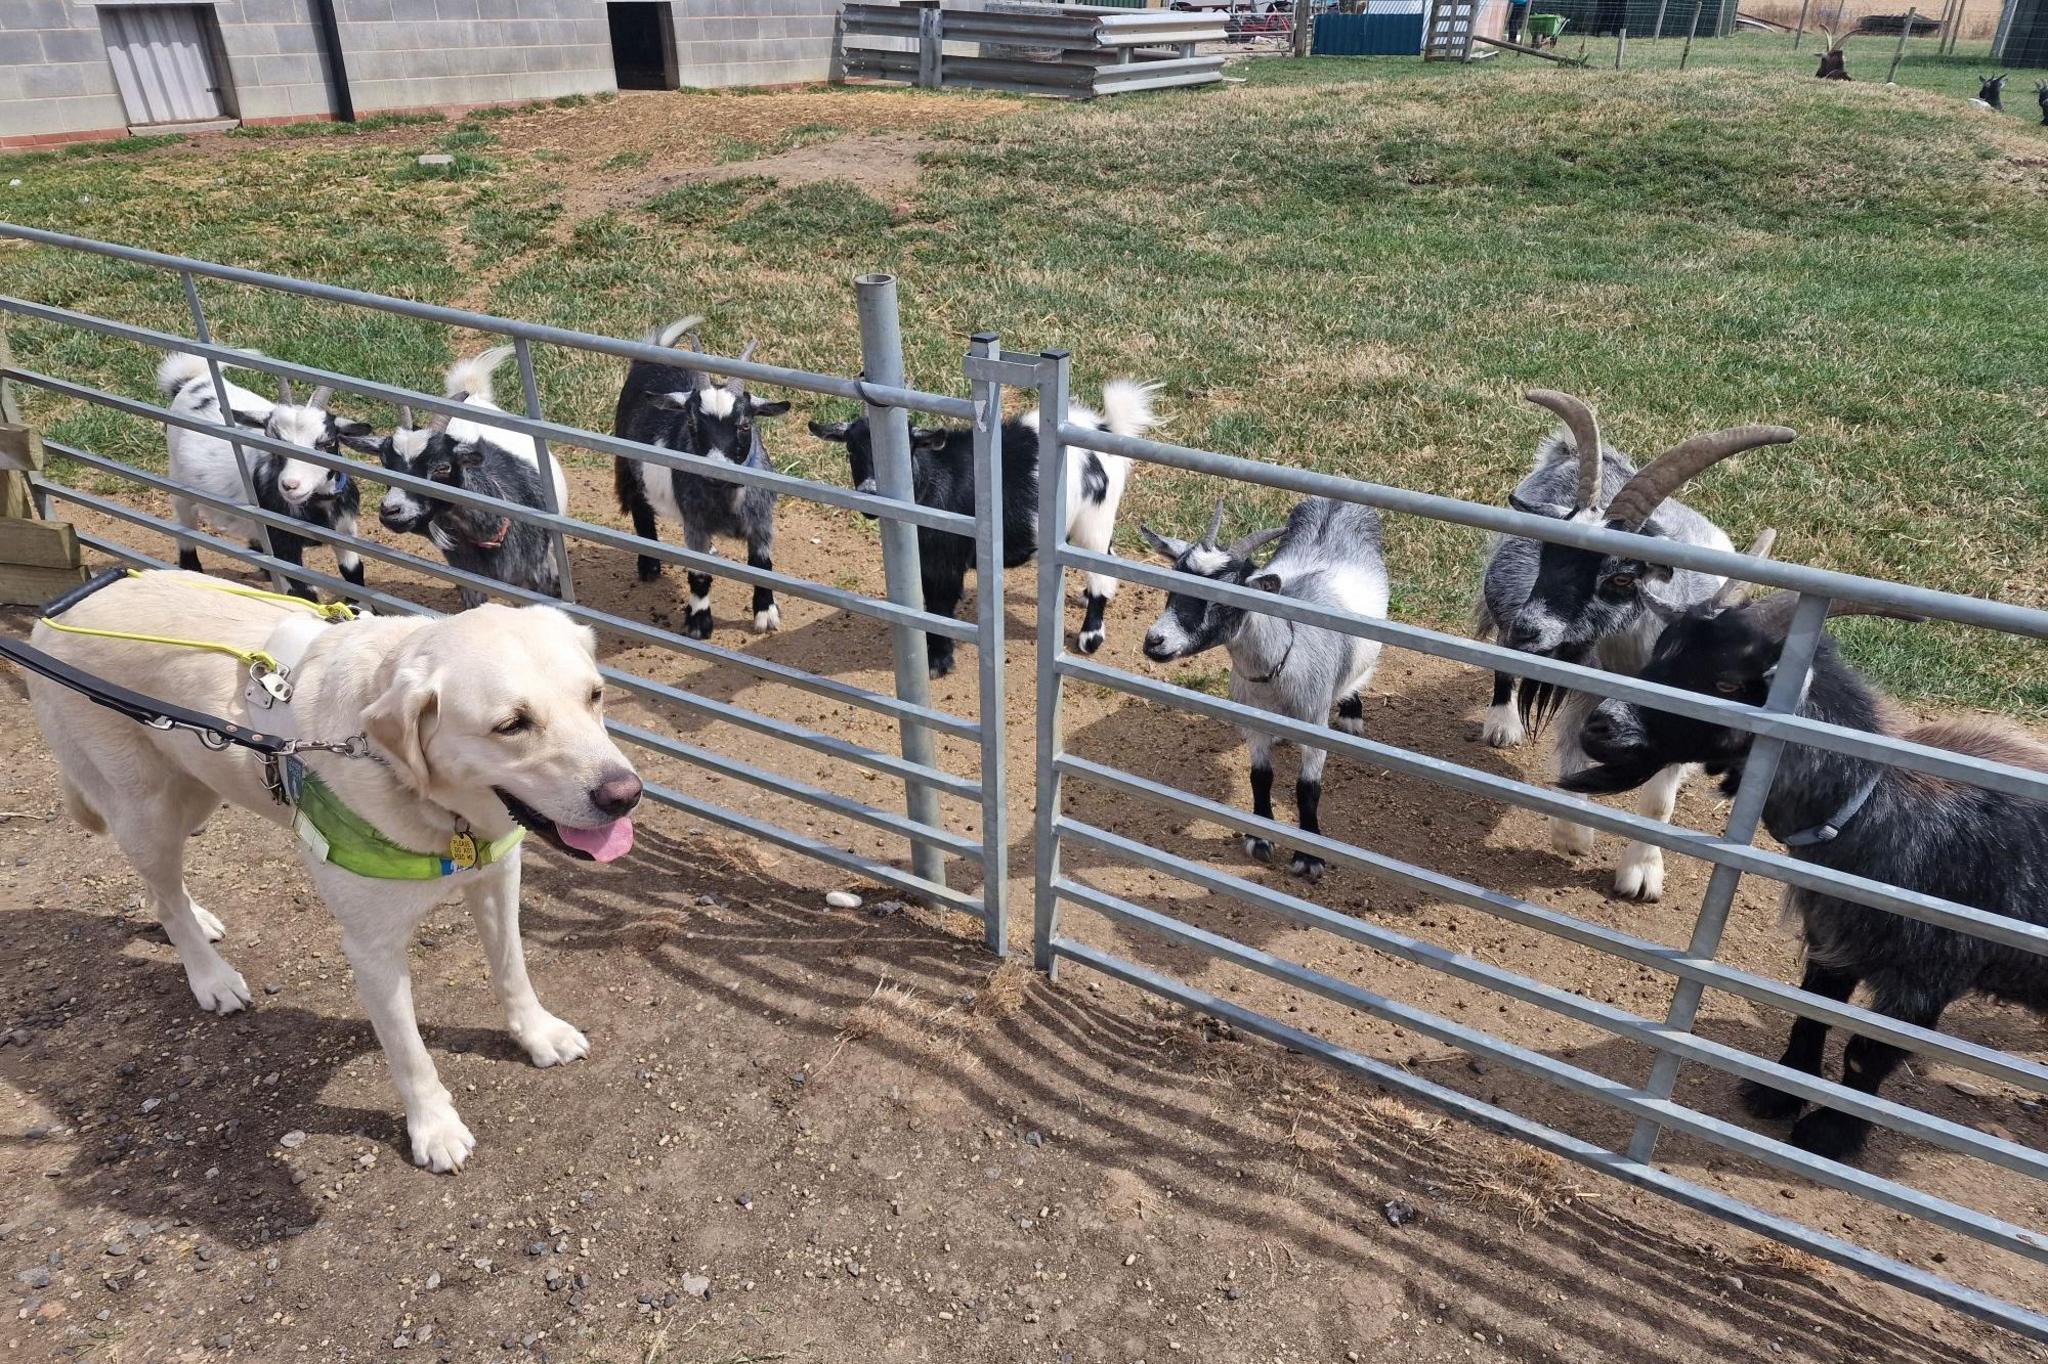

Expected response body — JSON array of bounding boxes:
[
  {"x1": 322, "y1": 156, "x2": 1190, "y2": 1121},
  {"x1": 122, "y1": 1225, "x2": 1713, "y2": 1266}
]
[{"x1": 24, "y1": 571, "x2": 641, "y2": 1171}]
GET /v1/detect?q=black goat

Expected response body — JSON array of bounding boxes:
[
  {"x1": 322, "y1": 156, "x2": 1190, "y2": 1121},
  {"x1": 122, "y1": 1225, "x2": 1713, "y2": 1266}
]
[
  {"x1": 808, "y1": 380, "x2": 1154, "y2": 679},
  {"x1": 1815, "y1": 27, "x2": 1852, "y2": 79},
  {"x1": 2037, "y1": 80, "x2": 2048, "y2": 125},
  {"x1": 613, "y1": 319, "x2": 789, "y2": 639},
  {"x1": 1564, "y1": 583, "x2": 2048, "y2": 1165},
  {"x1": 1973, "y1": 73, "x2": 2008, "y2": 110}
]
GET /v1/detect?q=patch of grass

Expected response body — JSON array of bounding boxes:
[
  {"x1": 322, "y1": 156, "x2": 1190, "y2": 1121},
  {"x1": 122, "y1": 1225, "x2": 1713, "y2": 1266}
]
[
  {"x1": 230, "y1": 112, "x2": 443, "y2": 139},
  {"x1": 713, "y1": 122, "x2": 847, "y2": 163},
  {"x1": 602, "y1": 149, "x2": 653, "y2": 171},
  {"x1": 644, "y1": 176, "x2": 775, "y2": 228},
  {"x1": 395, "y1": 149, "x2": 498, "y2": 182},
  {"x1": 0, "y1": 133, "x2": 184, "y2": 176},
  {"x1": 465, "y1": 195, "x2": 563, "y2": 256},
  {"x1": 723, "y1": 180, "x2": 893, "y2": 250},
  {"x1": 437, "y1": 125, "x2": 499, "y2": 152}
]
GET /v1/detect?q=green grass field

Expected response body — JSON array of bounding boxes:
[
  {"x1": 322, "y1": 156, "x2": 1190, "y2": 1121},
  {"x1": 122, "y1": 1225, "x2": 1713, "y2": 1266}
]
[{"x1": 1, "y1": 41, "x2": 2043, "y2": 711}]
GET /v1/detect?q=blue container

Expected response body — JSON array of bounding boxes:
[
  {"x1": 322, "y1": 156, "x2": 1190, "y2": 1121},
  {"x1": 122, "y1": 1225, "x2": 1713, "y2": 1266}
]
[{"x1": 1312, "y1": 10, "x2": 1426, "y2": 55}]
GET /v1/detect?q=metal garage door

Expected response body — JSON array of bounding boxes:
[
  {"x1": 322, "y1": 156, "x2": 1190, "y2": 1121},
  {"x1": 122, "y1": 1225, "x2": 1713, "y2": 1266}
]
[{"x1": 100, "y1": 6, "x2": 228, "y2": 126}]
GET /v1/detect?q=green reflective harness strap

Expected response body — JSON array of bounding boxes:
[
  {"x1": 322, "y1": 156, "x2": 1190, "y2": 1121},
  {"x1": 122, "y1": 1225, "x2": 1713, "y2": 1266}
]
[{"x1": 286, "y1": 759, "x2": 523, "y2": 880}]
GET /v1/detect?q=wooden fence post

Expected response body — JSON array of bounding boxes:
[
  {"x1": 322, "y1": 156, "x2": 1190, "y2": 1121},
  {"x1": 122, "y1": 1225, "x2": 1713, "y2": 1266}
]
[{"x1": 1886, "y1": 5, "x2": 1917, "y2": 80}]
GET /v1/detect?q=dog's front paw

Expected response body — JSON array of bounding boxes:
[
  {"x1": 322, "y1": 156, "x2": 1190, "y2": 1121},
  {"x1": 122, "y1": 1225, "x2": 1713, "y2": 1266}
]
[
  {"x1": 408, "y1": 1104, "x2": 476, "y2": 1173},
  {"x1": 185, "y1": 958, "x2": 251, "y2": 1014},
  {"x1": 512, "y1": 1012, "x2": 590, "y2": 1069}
]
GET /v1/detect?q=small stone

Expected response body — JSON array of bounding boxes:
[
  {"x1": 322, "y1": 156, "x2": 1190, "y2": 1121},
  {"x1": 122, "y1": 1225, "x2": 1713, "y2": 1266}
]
[
  {"x1": 1383, "y1": 1199, "x2": 1419, "y2": 1227},
  {"x1": 279, "y1": 1130, "x2": 307, "y2": 1149},
  {"x1": 1225, "y1": 1285, "x2": 1245, "y2": 1301},
  {"x1": 735, "y1": 1193, "x2": 752, "y2": 1211},
  {"x1": 1122, "y1": 1253, "x2": 1137, "y2": 1267},
  {"x1": 825, "y1": 890, "x2": 861, "y2": 910},
  {"x1": 425, "y1": 1270, "x2": 442, "y2": 1290},
  {"x1": 526, "y1": 1241, "x2": 550, "y2": 1257},
  {"x1": 1025, "y1": 1130, "x2": 1043, "y2": 1148},
  {"x1": 1722, "y1": 1274, "x2": 1745, "y2": 1293},
  {"x1": 869, "y1": 899, "x2": 906, "y2": 918},
  {"x1": 195, "y1": 1245, "x2": 214, "y2": 1262},
  {"x1": 17, "y1": 1266, "x2": 51, "y2": 1289},
  {"x1": 544, "y1": 1267, "x2": 565, "y2": 1291},
  {"x1": 96, "y1": 1309, "x2": 110, "y2": 1322},
  {"x1": 417, "y1": 153, "x2": 455, "y2": 166},
  {"x1": 6, "y1": 1029, "x2": 28, "y2": 1047},
  {"x1": 25, "y1": 1124, "x2": 50, "y2": 1141},
  {"x1": 263, "y1": 984, "x2": 283, "y2": 996},
  {"x1": 473, "y1": 1257, "x2": 492, "y2": 1271},
  {"x1": 106, "y1": 1242, "x2": 129, "y2": 1257},
  {"x1": 139, "y1": 1099, "x2": 160, "y2": 1115},
  {"x1": 214, "y1": 1333, "x2": 234, "y2": 1350},
  {"x1": 681, "y1": 1273, "x2": 711, "y2": 1300}
]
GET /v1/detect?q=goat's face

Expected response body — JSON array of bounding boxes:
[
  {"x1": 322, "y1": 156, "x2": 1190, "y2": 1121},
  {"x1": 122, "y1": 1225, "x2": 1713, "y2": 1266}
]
[
  {"x1": 1501, "y1": 498, "x2": 1671, "y2": 662},
  {"x1": 265, "y1": 401, "x2": 372, "y2": 509},
  {"x1": 1562, "y1": 605, "x2": 1773, "y2": 795},
  {"x1": 653, "y1": 384, "x2": 790, "y2": 465},
  {"x1": 1978, "y1": 74, "x2": 2008, "y2": 107},
  {"x1": 808, "y1": 418, "x2": 947, "y2": 514},
  {"x1": 1137, "y1": 526, "x2": 1272, "y2": 663},
  {"x1": 362, "y1": 426, "x2": 444, "y2": 536}
]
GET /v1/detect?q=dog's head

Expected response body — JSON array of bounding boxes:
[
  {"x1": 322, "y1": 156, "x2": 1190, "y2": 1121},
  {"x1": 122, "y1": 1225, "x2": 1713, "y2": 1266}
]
[{"x1": 362, "y1": 605, "x2": 642, "y2": 862}]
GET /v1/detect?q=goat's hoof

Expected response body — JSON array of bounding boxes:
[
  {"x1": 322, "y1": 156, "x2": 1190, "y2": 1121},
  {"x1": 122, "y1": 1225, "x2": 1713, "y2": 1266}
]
[
  {"x1": 1737, "y1": 1077, "x2": 1808, "y2": 1122},
  {"x1": 1612, "y1": 851, "x2": 1664, "y2": 902},
  {"x1": 1290, "y1": 853, "x2": 1326, "y2": 882},
  {"x1": 684, "y1": 611, "x2": 714, "y2": 641},
  {"x1": 1788, "y1": 1107, "x2": 1872, "y2": 1163},
  {"x1": 1077, "y1": 629, "x2": 1105, "y2": 655},
  {"x1": 1244, "y1": 837, "x2": 1273, "y2": 864},
  {"x1": 927, "y1": 655, "x2": 956, "y2": 680},
  {"x1": 1480, "y1": 710, "x2": 1525, "y2": 748},
  {"x1": 1334, "y1": 715, "x2": 1365, "y2": 737},
  {"x1": 753, "y1": 605, "x2": 781, "y2": 634},
  {"x1": 637, "y1": 563, "x2": 663, "y2": 584},
  {"x1": 1550, "y1": 820, "x2": 1596, "y2": 857}
]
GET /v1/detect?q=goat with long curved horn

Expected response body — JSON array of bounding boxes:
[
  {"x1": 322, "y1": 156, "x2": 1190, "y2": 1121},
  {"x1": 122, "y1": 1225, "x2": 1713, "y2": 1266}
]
[
  {"x1": 1524, "y1": 390, "x2": 1604, "y2": 511},
  {"x1": 1604, "y1": 424, "x2": 1797, "y2": 530},
  {"x1": 727, "y1": 339, "x2": 759, "y2": 395},
  {"x1": 1203, "y1": 498, "x2": 1227, "y2": 547},
  {"x1": 1708, "y1": 526, "x2": 1779, "y2": 611}
]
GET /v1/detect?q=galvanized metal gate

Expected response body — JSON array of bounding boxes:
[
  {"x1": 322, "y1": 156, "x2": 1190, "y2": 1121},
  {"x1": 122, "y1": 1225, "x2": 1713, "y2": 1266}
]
[
  {"x1": 0, "y1": 224, "x2": 1011, "y2": 952},
  {"x1": 997, "y1": 347, "x2": 2048, "y2": 1344},
  {"x1": 99, "y1": 6, "x2": 230, "y2": 126}
]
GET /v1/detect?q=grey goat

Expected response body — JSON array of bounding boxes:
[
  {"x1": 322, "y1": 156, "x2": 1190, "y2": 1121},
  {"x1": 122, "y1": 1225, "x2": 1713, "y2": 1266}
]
[
  {"x1": 1476, "y1": 391, "x2": 1792, "y2": 901},
  {"x1": 1142, "y1": 497, "x2": 1388, "y2": 881}
]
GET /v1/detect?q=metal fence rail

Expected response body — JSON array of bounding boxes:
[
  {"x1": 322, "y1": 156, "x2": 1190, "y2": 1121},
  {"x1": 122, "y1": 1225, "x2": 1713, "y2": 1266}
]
[
  {"x1": 998, "y1": 347, "x2": 2048, "y2": 1342},
  {"x1": 0, "y1": 224, "x2": 1009, "y2": 950}
]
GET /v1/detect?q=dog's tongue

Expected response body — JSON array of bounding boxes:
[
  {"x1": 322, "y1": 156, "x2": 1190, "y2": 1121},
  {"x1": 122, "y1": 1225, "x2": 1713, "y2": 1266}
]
[{"x1": 558, "y1": 817, "x2": 634, "y2": 863}]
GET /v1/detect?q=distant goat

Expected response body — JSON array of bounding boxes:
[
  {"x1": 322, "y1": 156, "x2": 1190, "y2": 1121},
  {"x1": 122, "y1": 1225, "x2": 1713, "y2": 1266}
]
[
  {"x1": 613, "y1": 318, "x2": 790, "y2": 638},
  {"x1": 809, "y1": 379, "x2": 1157, "y2": 678},
  {"x1": 343, "y1": 347, "x2": 568, "y2": 608},
  {"x1": 158, "y1": 353, "x2": 373, "y2": 601},
  {"x1": 1142, "y1": 497, "x2": 1388, "y2": 881},
  {"x1": 1564, "y1": 577, "x2": 2048, "y2": 1165},
  {"x1": 1477, "y1": 390, "x2": 1793, "y2": 900},
  {"x1": 1815, "y1": 27, "x2": 1853, "y2": 79},
  {"x1": 2037, "y1": 80, "x2": 2047, "y2": 124},
  {"x1": 1971, "y1": 73, "x2": 2008, "y2": 110}
]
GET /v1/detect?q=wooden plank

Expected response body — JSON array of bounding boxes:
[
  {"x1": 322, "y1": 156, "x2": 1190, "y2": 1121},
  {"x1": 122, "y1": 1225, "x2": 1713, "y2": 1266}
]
[
  {"x1": 0, "y1": 518, "x2": 82, "y2": 569},
  {"x1": 0, "y1": 423, "x2": 45, "y2": 473},
  {"x1": 1472, "y1": 32, "x2": 1589, "y2": 60},
  {"x1": 0, "y1": 560, "x2": 88, "y2": 607}
]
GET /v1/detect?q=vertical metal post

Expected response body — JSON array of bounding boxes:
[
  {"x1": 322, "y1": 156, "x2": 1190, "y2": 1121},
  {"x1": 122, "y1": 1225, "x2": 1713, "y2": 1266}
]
[
  {"x1": 180, "y1": 270, "x2": 285, "y2": 591},
  {"x1": 1615, "y1": 26, "x2": 1627, "y2": 66},
  {"x1": 1793, "y1": 0, "x2": 1811, "y2": 46},
  {"x1": 1626, "y1": 591, "x2": 1833, "y2": 1163},
  {"x1": 1293, "y1": 0, "x2": 1313, "y2": 57},
  {"x1": 917, "y1": 7, "x2": 944, "y2": 88},
  {"x1": 854, "y1": 273, "x2": 947, "y2": 892},
  {"x1": 1886, "y1": 7, "x2": 1917, "y2": 81},
  {"x1": 1029, "y1": 350, "x2": 1073, "y2": 976},
  {"x1": 0, "y1": 322, "x2": 22, "y2": 424},
  {"x1": 513, "y1": 337, "x2": 575, "y2": 605},
  {"x1": 1652, "y1": 0, "x2": 1670, "y2": 40},
  {"x1": 968, "y1": 332, "x2": 1008, "y2": 955}
]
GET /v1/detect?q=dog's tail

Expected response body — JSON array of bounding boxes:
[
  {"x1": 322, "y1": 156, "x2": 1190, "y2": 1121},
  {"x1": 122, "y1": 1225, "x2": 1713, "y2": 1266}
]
[
  {"x1": 59, "y1": 777, "x2": 107, "y2": 835},
  {"x1": 646, "y1": 315, "x2": 707, "y2": 350},
  {"x1": 445, "y1": 344, "x2": 516, "y2": 406}
]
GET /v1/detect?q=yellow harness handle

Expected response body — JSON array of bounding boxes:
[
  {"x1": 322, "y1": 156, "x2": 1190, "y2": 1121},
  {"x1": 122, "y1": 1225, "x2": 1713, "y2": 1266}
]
[{"x1": 38, "y1": 570, "x2": 355, "y2": 672}]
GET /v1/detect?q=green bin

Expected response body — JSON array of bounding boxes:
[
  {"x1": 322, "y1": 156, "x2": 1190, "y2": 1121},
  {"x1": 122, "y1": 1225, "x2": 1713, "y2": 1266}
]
[{"x1": 1527, "y1": 13, "x2": 1565, "y2": 38}]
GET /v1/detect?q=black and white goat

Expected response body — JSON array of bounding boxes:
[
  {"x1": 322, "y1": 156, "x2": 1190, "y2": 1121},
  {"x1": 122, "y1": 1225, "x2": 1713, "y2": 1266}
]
[
  {"x1": 344, "y1": 347, "x2": 569, "y2": 609},
  {"x1": 1477, "y1": 390, "x2": 1794, "y2": 901},
  {"x1": 1141, "y1": 497, "x2": 1388, "y2": 882},
  {"x1": 808, "y1": 379, "x2": 1156, "y2": 679},
  {"x1": 612, "y1": 318, "x2": 790, "y2": 638},
  {"x1": 1972, "y1": 73, "x2": 2008, "y2": 110},
  {"x1": 158, "y1": 353, "x2": 373, "y2": 602},
  {"x1": 1563, "y1": 580, "x2": 2048, "y2": 1165}
]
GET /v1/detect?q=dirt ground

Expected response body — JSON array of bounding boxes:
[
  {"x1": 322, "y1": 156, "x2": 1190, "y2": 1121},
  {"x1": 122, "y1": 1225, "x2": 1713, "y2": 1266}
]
[{"x1": 5, "y1": 463, "x2": 2047, "y2": 1364}]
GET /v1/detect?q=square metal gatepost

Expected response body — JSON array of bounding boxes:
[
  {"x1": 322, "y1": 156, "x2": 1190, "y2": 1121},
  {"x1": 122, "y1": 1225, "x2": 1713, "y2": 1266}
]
[
  {"x1": 968, "y1": 331, "x2": 1008, "y2": 953},
  {"x1": 1029, "y1": 349, "x2": 1073, "y2": 976}
]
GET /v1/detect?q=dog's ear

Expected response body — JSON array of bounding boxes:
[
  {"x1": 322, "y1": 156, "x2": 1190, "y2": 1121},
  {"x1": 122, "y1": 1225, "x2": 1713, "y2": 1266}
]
[{"x1": 363, "y1": 664, "x2": 441, "y2": 794}]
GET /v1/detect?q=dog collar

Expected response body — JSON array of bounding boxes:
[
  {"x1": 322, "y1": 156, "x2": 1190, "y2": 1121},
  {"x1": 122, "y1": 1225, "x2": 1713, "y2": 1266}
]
[
  {"x1": 476, "y1": 517, "x2": 512, "y2": 550},
  {"x1": 1780, "y1": 772, "x2": 1882, "y2": 848},
  {"x1": 281, "y1": 757, "x2": 523, "y2": 879}
]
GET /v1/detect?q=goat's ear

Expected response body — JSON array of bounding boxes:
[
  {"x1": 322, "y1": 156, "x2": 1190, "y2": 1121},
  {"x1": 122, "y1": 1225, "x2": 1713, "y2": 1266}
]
[
  {"x1": 338, "y1": 431, "x2": 386, "y2": 455},
  {"x1": 1508, "y1": 492, "x2": 1568, "y2": 519},
  {"x1": 363, "y1": 663, "x2": 441, "y2": 795},
  {"x1": 229, "y1": 407, "x2": 270, "y2": 429},
  {"x1": 1248, "y1": 572, "x2": 1285, "y2": 594},
  {"x1": 334, "y1": 418, "x2": 375, "y2": 437},
  {"x1": 454, "y1": 441, "x2": 487, "y2": 468},
  {"x1": 653, "y1": 390, "x2": 696, "y2": 412},
  {"x1": 1138, "y1": 525, "x2": 1186, "y2": 560},
  {"x1": 808, "y1": 419, "x2": 852, "y2": 442},
  {"x1": 749, "y1": 397, "x2": 791, "y2": 419},
  {"x1": 910, "y1": 426, "x2": 951, "y2": 454}
]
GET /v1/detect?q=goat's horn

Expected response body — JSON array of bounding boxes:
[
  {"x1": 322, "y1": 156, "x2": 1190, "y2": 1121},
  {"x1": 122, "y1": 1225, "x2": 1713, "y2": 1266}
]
[
  {"x1": 1204, "y1": 498, "x2": 1227, "y2": 547},
  {"x1": 1229, "y1": 526, "x2": 1287, "y2": 560},
  {"x1": 426, "y1": 406, "x2": 456, "y2": 436},
  {"x1": 277, "y1": 377, "x2": 296, "y2": 406},
  {"x1": 398, "y1": 404, "x2": 415, "y2": 429},
  {"x1": 1744, "y1": 589, "x2": 1928, "y2": 638},
  {"x1": 307, "y1": 385, "x2": 333, "y2": 411},
  {"x1": 1709, "y1": 526, "x2": 1778, "y2": 610},
  {"x1": 1604, "y1": 424, "x2": 1797, "y2": 529},
  {"x1": 1525, "y1": 390, "x2": 1604, "y2": 510},
  {"x1": 728, "y1": 338, "x2": 759, "y2": 393}
]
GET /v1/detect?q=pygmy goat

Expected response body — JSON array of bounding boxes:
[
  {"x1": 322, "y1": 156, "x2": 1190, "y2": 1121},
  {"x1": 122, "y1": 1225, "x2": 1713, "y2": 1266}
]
[
  {"x1": 345, "y1": 347, "x2": 570, "y2": 609},
  {"x1": 1142, "y1": 497, "x2": 1388, "y2": 882},
  {"x1": 613, "y1": 318, "x2": 791, "y2": 638},
  {"x1": 1972, "y1": 73, "x2": 2007, "y2": 110},
  {"x1": 1814, "y1": 28, "x2": 1852, "y2": 79},
  {"x1": 1477, "y1": 389, "x2": 1792, "y2": 901},
  {"x1": 1562, "y1": 584, "x2": 2048, "y2": 1165},
  {"x1": 2037, "y1": 80, "x2": 2048, "y2": 125},
  {"x1": 808, "y1": 379, "x2": 1157, "y2": 678},
  {"x1": 158, "y1": 353, "x2": 372, "y2": 601}
]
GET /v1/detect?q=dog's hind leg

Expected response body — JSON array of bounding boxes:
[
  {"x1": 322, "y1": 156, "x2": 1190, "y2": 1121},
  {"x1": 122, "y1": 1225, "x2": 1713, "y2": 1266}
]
[
  {"x1": 101, "y1": 777, "x2": 249, "y2": 1011},
  {"x1": 464, "y1": 856, "x2": 588, "y2": 1068},
  {"x1": 320, "y1": 870, "x2": 474, "y2": 1172}
]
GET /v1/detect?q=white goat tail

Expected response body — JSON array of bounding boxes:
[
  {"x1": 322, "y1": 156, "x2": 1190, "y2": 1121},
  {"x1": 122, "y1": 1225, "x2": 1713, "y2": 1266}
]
[
  {"x1": 155, "y1": 350, "x2": 261, "y2": 396},
  {"x1": 445, "y1": 344, "x2": 516, "y2": 405},
  {"x1": 1098, "y1": 378, "x2": 1162, "y2": 438}
]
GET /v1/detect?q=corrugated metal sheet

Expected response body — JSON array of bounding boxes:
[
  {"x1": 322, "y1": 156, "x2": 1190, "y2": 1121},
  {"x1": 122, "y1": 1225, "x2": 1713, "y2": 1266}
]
[
  {"x1": 100, "y1": 6, "x2": 227, "y2": 126},
  {"x1": 1313, "y1": 8, "x2": 1427, "y2": 54}
]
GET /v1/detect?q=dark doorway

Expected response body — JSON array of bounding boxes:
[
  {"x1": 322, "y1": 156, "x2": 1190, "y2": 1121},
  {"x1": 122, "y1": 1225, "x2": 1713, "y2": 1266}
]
[{"x1": 608, "y1": 2, "x2": 677, "y2": 90}]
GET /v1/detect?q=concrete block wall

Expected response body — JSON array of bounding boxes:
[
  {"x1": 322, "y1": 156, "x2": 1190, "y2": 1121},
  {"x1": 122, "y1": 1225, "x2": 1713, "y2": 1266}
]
[
  {"x1": 668, "y1": 0, "x2": 843, "y2": 88},
  {"x1": 334, "y1": 0, "x2": 617, "y2": 114}
]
